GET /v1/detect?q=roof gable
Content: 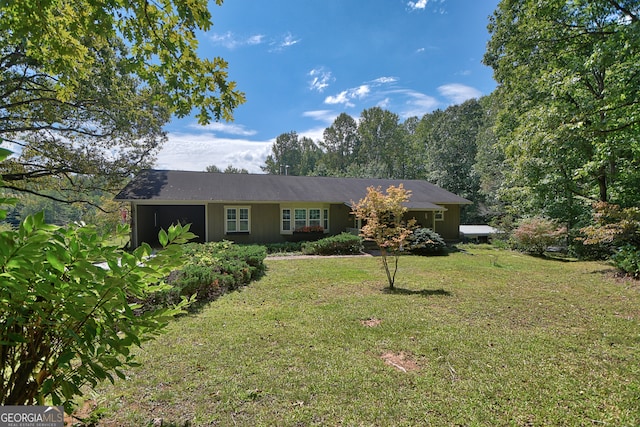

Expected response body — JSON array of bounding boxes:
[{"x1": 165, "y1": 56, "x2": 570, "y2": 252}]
[{"x1": 115, "y1": 170, "x2": 471, "y2": 208}]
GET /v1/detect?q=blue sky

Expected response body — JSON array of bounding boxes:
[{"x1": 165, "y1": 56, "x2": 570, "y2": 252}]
[{"x1": 156, "y1": 0, "x2": 500, "y2": 173}]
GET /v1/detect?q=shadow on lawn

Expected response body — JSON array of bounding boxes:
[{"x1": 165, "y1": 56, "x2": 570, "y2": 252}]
[{"x1": 383, "y1": 287, "x2": 451, "y2": 297}]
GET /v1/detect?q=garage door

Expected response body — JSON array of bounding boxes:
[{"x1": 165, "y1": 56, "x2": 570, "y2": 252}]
[{"x1": 136, "y1": 205, "x2": 206, "y2": 247}]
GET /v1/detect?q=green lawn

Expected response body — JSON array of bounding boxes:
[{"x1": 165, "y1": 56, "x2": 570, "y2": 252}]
[{"x1": 92, "y1": 246, "x2": 640, "y2": 426}]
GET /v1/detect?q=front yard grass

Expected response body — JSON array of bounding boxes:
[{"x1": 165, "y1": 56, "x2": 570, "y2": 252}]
[{"x1": 92, "y1": 246, "x2": 640, "y2": 426}]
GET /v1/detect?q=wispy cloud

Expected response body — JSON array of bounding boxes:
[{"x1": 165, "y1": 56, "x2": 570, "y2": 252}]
[
  {"x1": 437, "y1": 83, "x2": 482, "y2": 104},
  {"x1": 377, "y1": 98, "x2": 392, "y2": 109},
  {"x1": 194, "y1": 122, "x2": 257, "y2": 137},
  {"x1": 303, "y1": 110, "x2": 338, "y2": 124},
  {"x1": 210, "y1": 31, "x2": 264, "y2": 49},
  {"x1": 308, "y1": 68, "x2": 334, "y2": 92},
  {"x1": 399, "y1": 90, "x2": 439, "y2": 118},
  {"x1": 371, "y1": 76, "x2": 397, "y2": 85},
  {"x1": 270, "y1": 32, "x2": 301, "y2": 52},
  {"x1": 323, "y1": 77, "x2": 396, "y2": 108}
]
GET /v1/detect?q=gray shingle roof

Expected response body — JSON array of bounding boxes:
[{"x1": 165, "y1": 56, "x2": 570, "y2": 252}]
[{"x1": 115, "y1": 170, "x2": 471, "y2": 209}]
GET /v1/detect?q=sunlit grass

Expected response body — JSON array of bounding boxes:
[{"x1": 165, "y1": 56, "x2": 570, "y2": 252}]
[{"x1": 93, "y1": 246, "x2": 640, "y2": 426}]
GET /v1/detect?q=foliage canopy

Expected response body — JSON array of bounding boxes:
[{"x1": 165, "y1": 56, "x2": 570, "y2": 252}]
[
  {"x1": 0, "y1": 0, "x2": 245, "y2": 203},
  {"x1": 484, "y1": 0, "x2": 640, "y2": 222}
]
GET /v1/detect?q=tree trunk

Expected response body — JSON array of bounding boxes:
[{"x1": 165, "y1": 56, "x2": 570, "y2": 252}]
[
  {"x1": 380, "y1": 248, "x2": 395, "y2": 289},
  {"x1": 597, "y1": 166, "x2": 608, "y2": 202}
]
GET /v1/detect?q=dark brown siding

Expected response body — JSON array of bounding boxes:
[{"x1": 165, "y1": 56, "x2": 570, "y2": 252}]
[
  {"x1": 207, "y1": 203, "x2": 283, "y2": 244},
  {"x1": 405, "y1": 204, "x2": 461, "y2": 241}
]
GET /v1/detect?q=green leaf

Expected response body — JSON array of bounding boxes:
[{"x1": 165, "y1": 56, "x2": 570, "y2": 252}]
[
  {"x1": 46, "y1": 250, "x2": 66, "y2": 273},
  {"x1": 158, "y1": 229, "x2": 169, "y2": 247}
]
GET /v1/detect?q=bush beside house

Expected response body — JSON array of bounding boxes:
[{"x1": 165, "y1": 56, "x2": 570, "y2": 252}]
[
  {"x1": 407, "y1": 228, "x2": 447, "y2": 255},
  {"x1": 302, "y1": 232, "x2": 364, "y2": 255},
  {"x1": 133, "y1": 241, "x2": 267, "y2": 312}
]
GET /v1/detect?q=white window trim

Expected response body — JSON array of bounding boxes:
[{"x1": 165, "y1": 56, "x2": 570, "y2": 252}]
[
  {"x1": 224, "y1": 206, "x2": 251, "y2": 234},
  {"x1": 435, "y1": 210, "x2": 445, "y2": 221},
  {"x1": 280, "y1": 204, "x2": 330, "y2": 234}
]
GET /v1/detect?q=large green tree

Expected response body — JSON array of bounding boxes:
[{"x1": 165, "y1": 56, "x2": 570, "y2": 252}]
[
  {"x1": 357, "y1": 107, "x2": 403, "y2": 178},
  {"x1": 1, "y1": 0, "x2": 244, "y2": 203},
  {"x1": 412, "y1": 99, "x2": 486, "y2": 223},
  {"x1": 318, "y1": 113, "x2": 360, "y2": 175},
  {"x1": 262, "y1": 132, "x2": 321, "y2": 175},
  {"x1": 484, "y1": 0, "x2": 640, "y2": 226}
]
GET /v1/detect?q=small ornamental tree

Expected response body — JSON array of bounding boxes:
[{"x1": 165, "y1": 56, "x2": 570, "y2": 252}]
[
  {"x1": 0, "y1": 148, "x2": 196, "y2": 410},
  {"x1": 511, "y1": 217, "x2": 566, "y2": 256},
  {"x1": 352, "y1": 185, "x2": 416, "y2": 289}
]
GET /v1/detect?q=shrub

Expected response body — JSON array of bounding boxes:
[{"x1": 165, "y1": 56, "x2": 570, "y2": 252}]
[
  {"x1": 577, "y1": 202, "x2": 640, "y2": 259},
  {"x1": 510, "y1": 217, "x2": 567, "y2": 256},
  {"x1": 611, "y1": 245, "x2": 640, "y2": 277},
  {"x1": 0, "y1": 213, "x2": 195, "y2": 408},
  {"x1": 139, "y1": 241, "x2": 267, "y2": 311},
  {"x1": 264, "y1": 241, "x2": 303, "y2": 254},
  {"x1": 302, "y1": 233, "x2": 363, "y2": 255},
  {"x1": 406, "y1": 228, "x2": 447, "y2": 255}
]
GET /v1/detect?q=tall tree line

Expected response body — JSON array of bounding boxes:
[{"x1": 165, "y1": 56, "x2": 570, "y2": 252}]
[{"x1": 261, "y1": 99, "x2": 500, "y2": 224}]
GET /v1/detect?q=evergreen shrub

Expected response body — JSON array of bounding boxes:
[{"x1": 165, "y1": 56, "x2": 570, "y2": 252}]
[
  {"x1": 407, "y1": 228, "x2": 447, "y2": 255},
  {"x1": 302, "y1": 233, "x2": 363, "y2": 255},
  {"x1": 612, "y1": 245, "x2": 640, "y2": 277}
]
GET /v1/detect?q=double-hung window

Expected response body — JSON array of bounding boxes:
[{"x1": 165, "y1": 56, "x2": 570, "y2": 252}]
[
  {"x1": 294, "y1": 209, "x2": 307, "y2": 230},
  {"x1": 225, "y1": 206, "x2": 250, "y2": 233},
  {"x1": 282, "y1": 209, "x2": 292, "y2": 232},
  {"x1": 309, "y1": 209, "x2": 321, "y2": 227},
  {"x1": 281, "y1": 205, "x2": 330, "y2": 233}
]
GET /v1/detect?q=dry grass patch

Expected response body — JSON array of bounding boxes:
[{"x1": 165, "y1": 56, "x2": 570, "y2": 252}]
[
  {"x1": 360, "y1": 317, "x2": 382, "y2": 327},
  {"x1": 381, "y1": 351, "x2": 421, "y2": 372}
]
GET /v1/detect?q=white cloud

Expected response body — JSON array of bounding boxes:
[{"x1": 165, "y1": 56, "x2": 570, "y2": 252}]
[
  {"x1": 376, "y1": 98, "x2": 391, "y2": 109},
  {"x1": 281, "y1": 33, "x2": 300, "y2": 47},
  {"x1": 408, "y1": 0, "x2": 428, "y2": 10},
  {"x1": 247, "y1": 35, "x2": 264, "y2": 45},
  {"x1": 354, "y1": 85, "x2": 370, "y2": 98},
  {"x1": 194, "y1": 122, "x2": 257, "y2": 136},
  {"x1": 393, "y1": 90, "x2": 439, "y2": 118},
  {"x1": 210, "y1": 31, "x2": 264, "y2": 49},
  {"x1": 324, "y1": 90, "x2": 353, "y2": 107},
  {"x1": 270, "y1": 32, "x2": 301, "y2": 51},
  {"x1": 371, "y1": 76, "x2": 397, "y2": 85},
  {"x1": 298, "y1": 126, "x2": 326, "y2": 143},
  {"x1": 407, "y1": 0, "x2": 446, "y2": 13},
  {"x1": 155, "y1": 132, "x2": 272, "y2": 174},
  {"x1": 303, "y1": 110, "x2": 338, "y2": 124},
  {"x1": 308, "y1": 68, "x2": 333, "y2": 92},
  {"x1": 324, "y1": 84, "x2": 371, "y2": 107},
  {"x1": 437, "y1": 83, "x2": 482, "y2": 104}
]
